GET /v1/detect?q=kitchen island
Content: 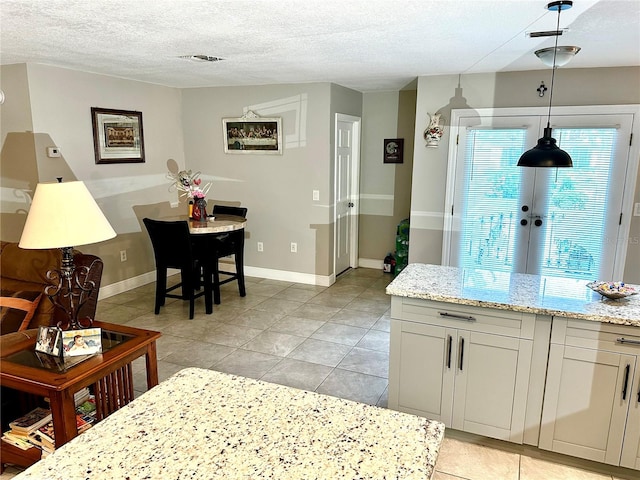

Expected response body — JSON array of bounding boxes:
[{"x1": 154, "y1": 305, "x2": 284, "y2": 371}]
[
  {"x1": 386, "y1": 263, "x2": 640, "y2": 327},
  {"x1": 387, "y1": 263, "x2": 640, "y2": 470},
  {"x1": 16, "y1": 367, "x2": 445, "y2": 479}
]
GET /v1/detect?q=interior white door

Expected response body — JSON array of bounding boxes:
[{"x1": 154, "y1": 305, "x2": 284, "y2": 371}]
[{"x1": 334, "y1": 115, "x2": 360, "y2": 276}]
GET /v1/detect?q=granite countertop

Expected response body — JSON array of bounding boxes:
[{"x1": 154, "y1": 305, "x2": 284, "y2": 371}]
[
  {"x1": 386, "y1": 264, "x2": 640, "y2": 328},
  {"x1": 16, "y1": 368, "x2": 445, "y2": 480}
]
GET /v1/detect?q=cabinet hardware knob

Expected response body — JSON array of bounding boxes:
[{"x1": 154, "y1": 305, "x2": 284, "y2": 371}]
[
  {"x1": 521, "y1": 205, "x2": 529, "y2": 212},
  {"x1": 520, "y1": 219, "x2": 528, "y2": 226}
]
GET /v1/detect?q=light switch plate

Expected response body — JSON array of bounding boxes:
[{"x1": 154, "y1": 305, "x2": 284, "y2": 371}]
[
  {"x1": 313, "y1": 190, "x2": 320, "y2": 201},
  {"x1": 634, "y1": 203, "x2": 640, "y2": 216}
]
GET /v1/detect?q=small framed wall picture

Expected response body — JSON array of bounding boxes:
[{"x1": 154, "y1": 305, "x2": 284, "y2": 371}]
[
  {"x1": 91, "y1": 107, "x2": 145, "y2": 164},
  {"x1": 383, "y1": 138, "x2": 404, "y2": 164}
]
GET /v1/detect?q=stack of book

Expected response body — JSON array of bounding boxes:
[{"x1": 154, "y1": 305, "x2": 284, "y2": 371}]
[
  {"x1": 2, "y1": 391, "x2": 97, "y2": 457},
  {"x1": 1, "y1": 407, "x2": 51, "y2": 452}
]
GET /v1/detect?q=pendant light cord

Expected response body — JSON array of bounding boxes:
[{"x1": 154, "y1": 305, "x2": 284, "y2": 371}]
[{"x1": 547, "y1": 4, "x2": 562, "y2": 128}]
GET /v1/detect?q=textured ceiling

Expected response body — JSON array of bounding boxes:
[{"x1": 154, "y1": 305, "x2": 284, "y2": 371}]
[{"x1": 1, "y1": 0, "x2": 639, "y2": 92}]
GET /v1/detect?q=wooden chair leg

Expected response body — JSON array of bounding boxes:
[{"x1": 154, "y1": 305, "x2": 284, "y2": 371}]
[
  {"x1": 155, "y1": 268, "x2": 167, "y2": 314},
  {"x1": 203, "y1": 265, "x2": 213, "y2": 314},
  {"x1": 234, "y1": 234, "x2": 246, "y2": 297},
  {"x1": 236, "y1": 256, "x2": 246, "y2": 297},
  {"x1": 213, "y1": 262, "x2": 221, "y2": 305}
]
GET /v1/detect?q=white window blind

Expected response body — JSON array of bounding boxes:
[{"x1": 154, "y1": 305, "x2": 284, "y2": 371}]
[
  {"x1": 536, "y1": 127, "x2": 618, "y2": 279},
  {"x1": 458, "y1": 128, "x2": 527, "y2": 272}
]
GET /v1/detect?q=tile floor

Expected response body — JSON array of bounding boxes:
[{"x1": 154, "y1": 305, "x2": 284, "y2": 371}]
[{"x1": 2, "y1": 268, "x2": 637, "y2": 479}]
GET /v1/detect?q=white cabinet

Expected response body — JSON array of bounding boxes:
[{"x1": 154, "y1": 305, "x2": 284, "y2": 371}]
[
  {"x1": 389, "y1": 297, "x2": 550, "y2": 444},
  {"x1": 540, "y1": 318, "x2": 640, "y2": 470}
]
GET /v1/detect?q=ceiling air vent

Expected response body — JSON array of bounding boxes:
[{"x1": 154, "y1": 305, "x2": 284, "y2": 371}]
[
  {"x1": 179, "y1": 55, "x2": 224, "y2": 62},
  {"x1": 527, "y1": 28, "x2": 568, "y2": 38}
]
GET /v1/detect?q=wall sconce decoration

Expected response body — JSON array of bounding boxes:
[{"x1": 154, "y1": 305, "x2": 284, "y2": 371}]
[
  {"x1": 537, "y1": 82, "x2": 548, "y2": 97},
  {"x1": 424, "y1": 113, "x2": 444, "y2": 148}
]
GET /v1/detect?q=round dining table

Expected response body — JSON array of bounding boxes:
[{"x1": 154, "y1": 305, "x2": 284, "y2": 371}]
[{"x1": 168, "y1": 214, "x2": 247, "y2": 304}]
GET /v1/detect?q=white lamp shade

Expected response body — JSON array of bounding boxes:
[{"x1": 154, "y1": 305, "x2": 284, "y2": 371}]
[
  {"x1": 535, "y1": 46, "x2": 581, "y2": 67},
  {"x1": 19, "y1": 181, "x2": 116, "y2": 249}
]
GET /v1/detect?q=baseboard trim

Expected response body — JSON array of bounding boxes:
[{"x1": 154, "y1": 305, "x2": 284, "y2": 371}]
[
  {"x1": 358, "y1": 258, "x2": 383, "y2": 270},
  {"x1": 99, "y1": 265, "x2": 333, "y2": 298},
  {"x1": 99, "y1": 271, "x2": 158, "y2": 300},
  {"x1": 244, "y1": 265, "x2": 333, "y2": 287}
]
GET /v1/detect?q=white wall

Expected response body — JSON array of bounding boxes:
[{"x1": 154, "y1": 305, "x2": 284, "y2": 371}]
[
  {"x1": 181, "y1": 84, "x2": 332, "y2": 279},
  {"x1": 1, "y1": 63, "x2": 186, "y2": 286}
]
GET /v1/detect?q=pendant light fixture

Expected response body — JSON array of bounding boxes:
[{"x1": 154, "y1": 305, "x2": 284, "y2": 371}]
[{"x1": 518, "y1": 0, "x2": 575, "y2": 168}]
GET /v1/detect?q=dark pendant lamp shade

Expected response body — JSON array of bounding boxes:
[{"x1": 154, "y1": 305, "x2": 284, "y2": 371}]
[
  {"x1": 518, "y1": 0, "x2": 576, "y2": 168},
  {"x1": 517, "y1": 126, "x2": 573, "y2": 167}
]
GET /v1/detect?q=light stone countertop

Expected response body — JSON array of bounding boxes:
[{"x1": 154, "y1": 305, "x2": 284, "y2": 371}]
[
  {"x1": 16, "y1": 368, "x2": 445, "y2": 480},
  {"x1": 386, "y1": 264, "x2": 640, "y2": 328}
]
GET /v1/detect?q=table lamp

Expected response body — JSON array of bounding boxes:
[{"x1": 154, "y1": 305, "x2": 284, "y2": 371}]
[{"x1": 18, "y1": 179, "x2": 116, "y2": 330}]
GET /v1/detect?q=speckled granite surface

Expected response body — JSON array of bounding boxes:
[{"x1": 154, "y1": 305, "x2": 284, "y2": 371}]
[
  {"x1": 387, "y1": 264, "x2": 640, "y2": 327},
  {"x1": 16, "y1": 368, "x2": 445, "y2": 480}
]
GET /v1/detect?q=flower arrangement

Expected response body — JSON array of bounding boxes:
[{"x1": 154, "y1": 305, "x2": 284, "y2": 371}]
[{"x1": 167, "y1": 169, "x2": 211, "y2": 200}]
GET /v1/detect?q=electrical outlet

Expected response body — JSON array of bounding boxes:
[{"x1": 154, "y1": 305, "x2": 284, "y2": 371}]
[
  {"x1": 257, "y1": 242, "x2": 264, "y2": 252},
  {"x1": 120, "y1": 250, "x2": 127, "y2": 262},
  {"x1": 313, "y1": 190, "x2": 320, "y2": 201},
  {"x1": 290, "y1": 242, "x2": 297, "y2": 253}
]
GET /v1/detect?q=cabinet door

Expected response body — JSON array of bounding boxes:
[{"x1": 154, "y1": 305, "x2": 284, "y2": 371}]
[
  {"x1": 621, "y1": 364, "x2": 640, "y2": 470},
  {"x1": 452, "y1": 331, "x2": 532, "y2": 443},
  {"x1": 540, "y1": 344, "x2": 635, "y2": 465},
  {"x1": 389, "y1": 319, "x2": 455, "y2": 424}
]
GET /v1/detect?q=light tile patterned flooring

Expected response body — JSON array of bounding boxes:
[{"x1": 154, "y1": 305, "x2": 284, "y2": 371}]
[{"x1": 2, "y1": 268, "x2": 637, "y2": 479}]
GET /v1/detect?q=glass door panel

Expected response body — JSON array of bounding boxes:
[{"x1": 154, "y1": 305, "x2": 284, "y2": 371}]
[
  {"x1": 527, "y1": 114, "x2": 632, "y2": 279},
  {"x1": 448, "y1": 111, "x2": 634, "y2": 281},
  {"x1": 450, "y1": 115, "x2": 539, "y2": 273}
]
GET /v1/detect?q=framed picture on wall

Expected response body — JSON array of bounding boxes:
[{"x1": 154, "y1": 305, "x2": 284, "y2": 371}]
[
  {"x1": 91, "y1": 107, "x2": 145, "y2": 164},
  {"x1": 222, "y1": 112, "x2": 282, "y2": 154},
  {"x1": 383, "y1": 138, "x2": 404, "y2": 164}
]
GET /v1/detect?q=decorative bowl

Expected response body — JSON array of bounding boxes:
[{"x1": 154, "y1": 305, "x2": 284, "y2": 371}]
[{"x1": 587, "y1": 281, "x2": 638, "y2": 300}]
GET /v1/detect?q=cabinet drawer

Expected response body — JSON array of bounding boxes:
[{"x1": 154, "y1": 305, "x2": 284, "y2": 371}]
[
  {"x1": 391, "y1": 297, "x2": 535, "y2": 339},
  {"x1": 551, "y1": 317, "x2": 640, "y2": 353}
]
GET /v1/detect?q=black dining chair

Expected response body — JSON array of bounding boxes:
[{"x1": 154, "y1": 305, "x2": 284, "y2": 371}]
[
  {"x1": 142, "y1": 218, "x2": 213, "y2": 319},
  {"x1": 210, "y1": 205, "x2": 248, "y2": 303}
]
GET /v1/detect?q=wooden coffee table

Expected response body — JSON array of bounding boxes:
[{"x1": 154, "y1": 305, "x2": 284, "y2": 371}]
[{"x1": 0, "y1": 321, "x2": 161, "y2": 469}]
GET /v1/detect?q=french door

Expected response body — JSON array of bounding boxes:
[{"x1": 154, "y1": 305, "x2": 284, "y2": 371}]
[{"x1": 443, "y1": 106, "x2": 638, "y2": 281}]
